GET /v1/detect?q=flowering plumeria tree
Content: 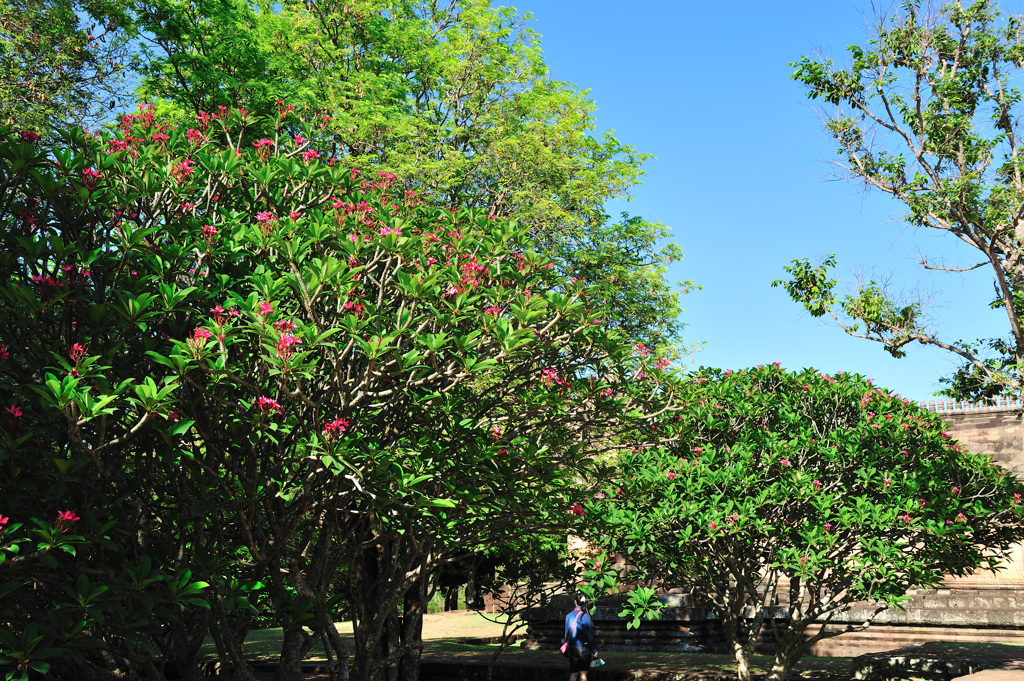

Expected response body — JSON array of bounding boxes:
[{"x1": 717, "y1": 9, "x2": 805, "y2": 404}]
[
  {"x1": 0, "y1": 107, "x2": 671, "y2": 680},
  {"x1": 586, "y1": 365, "x2": 1024, "y2": 681}
]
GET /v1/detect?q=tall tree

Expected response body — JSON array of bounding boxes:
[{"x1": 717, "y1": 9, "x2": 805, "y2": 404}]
[
  {"x1": 133, "y1": 0, "x2": 692, "y2": 352},
  {"x1": 0, "y1": 106, "x2": 675, "y2": 680},
  {"x1": 0, "y1": 0, "x2": 139, "y2": 131},
  {"x1": 782, "y1": 0, "x2": 1024, "y2": 401},
  {"x1": 590, "y1": 365, "x2": 1024, "y2": 681}
]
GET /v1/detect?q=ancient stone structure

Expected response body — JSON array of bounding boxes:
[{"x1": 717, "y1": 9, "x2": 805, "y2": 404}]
[
  {"x1": 523, "y1": 397, "x2": 1024, "y2": 657},
  {"x1": 931, "y1": 397, "x2": 1024, "y2": 589}
]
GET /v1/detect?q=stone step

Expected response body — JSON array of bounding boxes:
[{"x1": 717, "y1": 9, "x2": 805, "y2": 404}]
[{"x1": 838, "y1": 606, "x2": 1024, "y2": 627}]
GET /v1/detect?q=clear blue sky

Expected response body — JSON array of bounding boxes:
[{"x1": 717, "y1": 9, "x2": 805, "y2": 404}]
[{"x1": 507, "y1": 0, "x2": 1021, "y2": 404}]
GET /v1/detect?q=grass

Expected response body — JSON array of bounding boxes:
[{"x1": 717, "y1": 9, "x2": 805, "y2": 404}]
[{"x1": 196, "y1": 612, "x2": 855, "y2": 677}]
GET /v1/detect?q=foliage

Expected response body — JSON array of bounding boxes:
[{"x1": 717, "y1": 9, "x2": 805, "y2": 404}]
[
  {"x1": 0, "y1": 102, "x2": 673, "y2": 680},
  {"x1": 783, "y1": 0, "x2": 1024, "y2": 401},
  {"x1": 0, "y1": 0, "x2": 139, "y2": 132},
  {"x1": 132, "y1": 0, "x2": 691, "y2": 352},
  {"x1": 586, "y1": 364, "x2": 1024, "y2": 681}
]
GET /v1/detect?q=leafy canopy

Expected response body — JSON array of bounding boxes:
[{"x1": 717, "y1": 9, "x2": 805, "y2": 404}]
[
  {"x1": 784, "y1": 0, "x2": 1024, "y2": 401},
  {"x1": 588, "y1": 364, "x2": 1024, "y2": 681}
]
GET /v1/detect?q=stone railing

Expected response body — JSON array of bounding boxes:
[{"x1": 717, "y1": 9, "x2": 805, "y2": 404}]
[{"x1": 920, "y1": 396, "x2": 1024, "y2": 414}]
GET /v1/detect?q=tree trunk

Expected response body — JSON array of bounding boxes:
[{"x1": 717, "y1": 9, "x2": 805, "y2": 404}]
[
  {"x1": 278, "y1": 626, "x2": 310, "y2": 681},
  {"x1": 465, "y1": 555, "x2": 477, "y2": 610},
  {"x1": 209, "y1": 595, "x2": 257, "y2": 681},
  {"x1": 765, "y1": 654, "x2": 795, "y2": 681},
  {"x1": 398, "y1": 578, "x2": 427, "y2": 681},
  {"x1": 731, "y1": 639, "x2": 754, "y2": 681},
  {"x1": 323, "y1": 611, "x2": 351, "y2": 681},
  {"x1": 722, "y1": 613, "x2": 754, "y2": 681}
]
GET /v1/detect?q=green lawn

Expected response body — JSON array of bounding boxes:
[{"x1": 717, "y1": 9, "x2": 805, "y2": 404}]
[{"x1": 197, "y1": 612, "x2": 854, "y2": 677}]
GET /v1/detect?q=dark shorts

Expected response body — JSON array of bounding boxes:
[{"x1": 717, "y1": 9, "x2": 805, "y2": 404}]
[{"x1": 568, "y1": 643, "x2": 592, "y2": 673}]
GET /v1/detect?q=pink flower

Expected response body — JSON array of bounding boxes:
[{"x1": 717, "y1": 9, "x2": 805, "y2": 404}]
[
  {"x1": 172, "y1": 158, "x2": 195, "y2": 184},
  {"x1": 5, "y1": 406, "x2": 22, "y2": 419},
  {"x1": 81, "y1": 168, "x2": 102, "y2": 189},
  {"x1": 201, "y1": 224, "x2": 217, "y2": 240},
  {"x1": 1014, "y1": 493, "x2": 1021, "y2": 506},
  {"x1": 256, "y1": 396, "x2": 283, "y2": 415},
  {"x1": 780, "y1": 459, "x2": 791, "y2": 467},
  {"x1": 301, "y1": 149, "x2": 321, "y2": 163},
  {"x1": 276, "y1": 333, "x2": 302, "y2": 362},
  {"x1": 729, "y1": 514, "x2": 739, "y2": 523},
  {"x1": 665, "y1": 471, "x2": 677, "y2": 480},
  {"x1": 635, "y1": 342, "x2": 650, "y2": 357},
  {"x1": 596, "y1": 492, "x2": 605, "y2": 500},
  {"x1": 708, "y1": 522, "x2": 718, "y2": 530},
  {"x1": 883, "y1": 477, "x2": 891, "y2": 488},
  {"x1": 323, "y1": 417, "x2": 349, "y2": 440},
  {"x1": 655, "y1": 357, "x2": 670, "y2": 370},
  {"x1": 259, "y1": 302, "x2": 274, "y2": 316},
  {"x1": 19, "y1": 130, "x2": 40, "y2": 143},
  {"x1": 956, "y1": 513, "x2": 967, "y2": 522},
  {"x1": 771, "y1": 361, "x2": 781, "y2": 367},
  {"x1": 824, "y1": 522, "x2": 832, "y2": 532},
  {"x1": 898, "y1": 514, "x2": 913, "y2": 524},
  {"x1": 69, "y1": 343, "x2": 87, "y2": 363},
  {"x1": 691, "y1": 447, "x2": 703, "y2": 454},
  {"x1": 569, "y1": 504, "x2": 585, "y2": 517},
  {"x1": 484, "y1": 305, "x2": 501, "y2": 317},
  {"x1": 941, "y1": 430, "x2": 952, "y2": 438},
  {"x1": 57, "y1": 510, "x2": 79, "y2": 522},
  {"x1": 813, "y1": 479, "x2": 822, "y2": 490},
  {"x1": 252, "y1": 138, "x2": 274, "y2": 161}
]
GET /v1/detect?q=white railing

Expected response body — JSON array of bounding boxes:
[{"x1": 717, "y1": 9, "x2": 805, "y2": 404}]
[{"x1": 920, "y1": 396, "x2": 1024, "y2": 414}]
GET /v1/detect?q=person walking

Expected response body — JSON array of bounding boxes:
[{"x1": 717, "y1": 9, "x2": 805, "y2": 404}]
[{"x1": 563, "y1": 591, "x2": 597, "y2": 680}]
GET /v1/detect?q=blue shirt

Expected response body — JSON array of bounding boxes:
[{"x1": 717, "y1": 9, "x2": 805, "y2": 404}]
[{"x1": 564, "y1": 607, "x2": 594, "y2": 648}]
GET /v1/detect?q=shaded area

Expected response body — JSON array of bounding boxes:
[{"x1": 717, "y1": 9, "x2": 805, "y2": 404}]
[
  {"x1": 853, "y1": 642, "x2": 1024, "y2": 681},
  {"x1": 198, "y1": 611, "x2": 855, "y2": 680}
]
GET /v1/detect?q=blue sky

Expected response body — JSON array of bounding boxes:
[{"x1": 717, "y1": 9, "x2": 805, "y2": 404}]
[{"x1": 507, "y1": 0, "x2": 1022, "y2": 404}]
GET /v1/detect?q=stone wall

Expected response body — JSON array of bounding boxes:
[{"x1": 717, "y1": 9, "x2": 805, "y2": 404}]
[
  {"x1": 924, "y1": 398, "x2": 1024, "y2": 588},
  {"x1": 924, "y1": 397, "x2": 1024, "y2": 474}
]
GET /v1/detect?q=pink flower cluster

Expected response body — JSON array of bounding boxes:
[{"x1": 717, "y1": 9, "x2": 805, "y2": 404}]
[
  {"x1": 201, "y1": 224, "x2": 217, "y2": 246},
  {"x1": 172, "y1": 158, "x2": 195, "y2": 184},
  {"x1": 323, "y1": 417, "x2": 349, "y2": 441},
  {"x1": 82, "y1": 168, "x2": 102, "y2": 191},
  {"x1": 253, "y1": 138, "x2": 274, "y2": 161},
  {"x1": 276, "y1": 332, "x2": 302, "y2": 363},
  {"x1": 256, "y1": 396, "x2": 283, "y2": 415},
  {"x1": 188, "y1": 327, "x2": 213, "y2": 354}
]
